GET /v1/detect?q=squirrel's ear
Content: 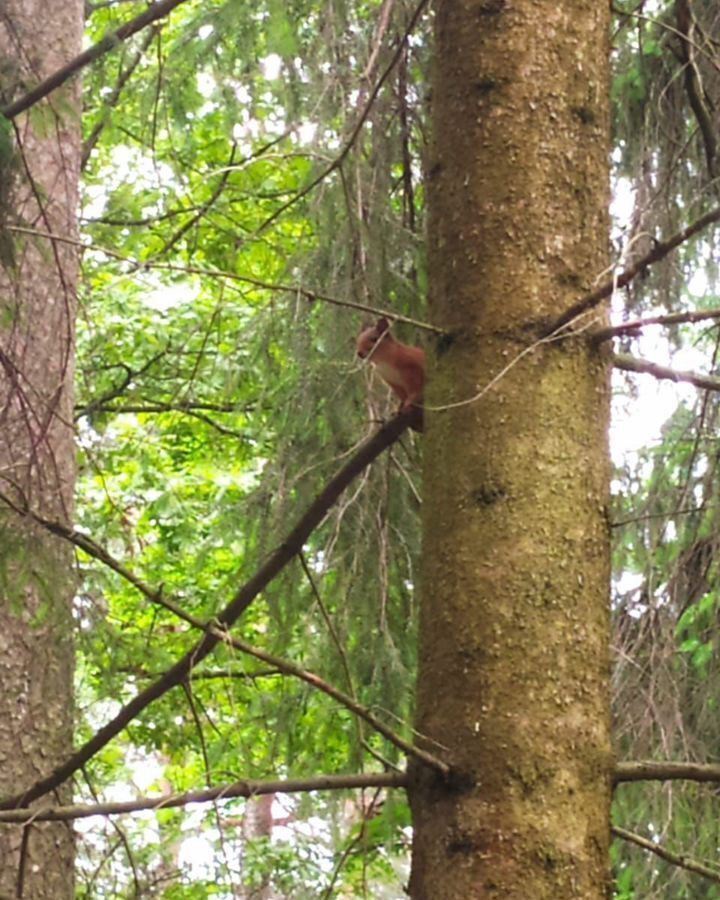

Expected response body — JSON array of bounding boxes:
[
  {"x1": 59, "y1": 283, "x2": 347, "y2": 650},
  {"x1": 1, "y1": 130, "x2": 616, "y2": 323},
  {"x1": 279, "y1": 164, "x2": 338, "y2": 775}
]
[{"x1": 376, "y1": 317, "x2": 390, "y2": 333}]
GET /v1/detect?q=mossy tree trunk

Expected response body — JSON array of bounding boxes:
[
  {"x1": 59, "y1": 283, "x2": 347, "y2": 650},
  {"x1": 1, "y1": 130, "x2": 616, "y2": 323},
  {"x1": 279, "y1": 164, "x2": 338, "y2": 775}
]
[
  {"x1": 0, "y1": 2, "x2": 82, "y2": 896},
  {"x1": 409, "y1": 2, "x2": 612, "y2": 897}
]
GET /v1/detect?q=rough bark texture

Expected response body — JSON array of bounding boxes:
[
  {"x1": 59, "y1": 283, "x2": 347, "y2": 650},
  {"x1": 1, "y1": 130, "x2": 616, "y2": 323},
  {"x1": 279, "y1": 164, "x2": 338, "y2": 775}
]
[
  {"x1": 0, "y1": 1, "x2": 82, "y2": 896},
  {"x1": 409, "y1": 1, "x2": 612, "y2": 898}
]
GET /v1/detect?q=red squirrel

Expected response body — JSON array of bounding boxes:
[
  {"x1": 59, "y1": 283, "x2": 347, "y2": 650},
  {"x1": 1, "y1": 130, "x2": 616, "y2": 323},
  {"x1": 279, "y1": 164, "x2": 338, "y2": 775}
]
[{"x1": 356, "y1": 317, "x2": 425, "y2": 431}]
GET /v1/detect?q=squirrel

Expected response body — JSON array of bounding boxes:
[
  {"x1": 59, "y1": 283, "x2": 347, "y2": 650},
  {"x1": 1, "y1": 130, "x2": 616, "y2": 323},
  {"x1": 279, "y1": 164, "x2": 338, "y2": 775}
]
[{"x1": 356, "y1": 316, "x2": 425, "y2": 432}]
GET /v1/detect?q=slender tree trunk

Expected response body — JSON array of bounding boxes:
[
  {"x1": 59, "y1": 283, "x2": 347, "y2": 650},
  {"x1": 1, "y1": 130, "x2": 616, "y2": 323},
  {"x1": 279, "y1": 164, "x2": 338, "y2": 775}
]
[
  {"x1": 0, "y1": 1, "x2": 82, "y2": 896},
  {"x1": 409, "y1": 2, "x2": 612, "y2": 897}
]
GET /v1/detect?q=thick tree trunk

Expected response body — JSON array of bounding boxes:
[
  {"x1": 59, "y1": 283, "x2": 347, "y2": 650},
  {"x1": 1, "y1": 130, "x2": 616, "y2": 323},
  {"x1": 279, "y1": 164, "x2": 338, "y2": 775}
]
[
  {"x1": 0, "y1": 2, "x2": 82, "y2": 896},
  {"x1": 409, "y1": 1, "x2": 612, "y2": 897}
]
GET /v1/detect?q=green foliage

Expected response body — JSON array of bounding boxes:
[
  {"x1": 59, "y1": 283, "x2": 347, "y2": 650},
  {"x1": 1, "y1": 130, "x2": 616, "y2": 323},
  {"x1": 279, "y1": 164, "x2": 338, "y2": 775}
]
[
  {"x1": 72, "y1": 0, "x2": 429, "y2": 893},
  {"x1": 16, "y1": 0, "x2": 719, "y2": 893}
]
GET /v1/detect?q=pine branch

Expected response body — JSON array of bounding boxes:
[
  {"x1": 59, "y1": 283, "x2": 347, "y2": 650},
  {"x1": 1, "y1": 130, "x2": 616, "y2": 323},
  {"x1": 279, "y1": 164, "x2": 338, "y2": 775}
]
[
  {"x1": 612, "y1": 825, "x2": 720, "y2": 885},
  {"x1": 0, "y1": 772, "x2": 408, "y2": 823},
  {"x1": 8, "y1": 225, "x2": 440, "y2": 333},
  {"x1": 0, "y1": 409, "x2": 422, "y2": 811},
  {"x1": 548, "y1": 205, "x2": 720, "y2": 334},
  {"x1": 206, "y1": 623, "x2": 448, "y2": 775},
  {"x1": 613, "y1": 351, "x2": 720, "y2": 392},
  {"x1": 251, "y1": 0, "x2": 432, "y2": 237},
  {"x1": 0, "y1": 0, "x2": 191, "y2": 120},
  {"x1": 595, "y1": 305, "x2": 720, "y2": 342}
]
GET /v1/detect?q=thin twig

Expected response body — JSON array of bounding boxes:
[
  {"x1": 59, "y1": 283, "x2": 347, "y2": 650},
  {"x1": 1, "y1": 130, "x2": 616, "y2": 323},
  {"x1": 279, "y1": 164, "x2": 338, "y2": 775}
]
[
  {"x1": 1, "y1": 457, "x2": 448, "y2": 780},
  {"x1": 595, "y1": 306, "x2": 720, "y2": 342},
  {"x1": 208, "y1": 623, "x2": 448, "y2": 775},
  {"x1": 7, "y1": 225, "x2": 440, "y2": 333},
  {"x1": 81, "y1": 26, "x2": 159, "y2": 170},
  {"x1": 615, "y1": 760, "x2": 720, "y2": 783}
]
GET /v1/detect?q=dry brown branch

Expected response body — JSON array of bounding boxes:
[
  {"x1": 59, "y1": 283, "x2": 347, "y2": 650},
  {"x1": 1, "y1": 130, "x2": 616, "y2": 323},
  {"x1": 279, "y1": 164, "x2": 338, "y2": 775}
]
[
  {"x1": 0, "y1": 773, "x2": 408, "y2": 824},
  {"x1": 615, "y1": 760, "x2": 720, "y2": 783},
  {"x1": 0, "y1": 0, "x2": 190, "y2": 120},
  {"x1": 613, "y1": 825, "x2": 720, "y2": 885},
  {"x1": 595, "y1": 306, "x2": 720, "y2": 341},
  {"x1": 613, "y1": 352, "x2": 720, "y2": 392}
]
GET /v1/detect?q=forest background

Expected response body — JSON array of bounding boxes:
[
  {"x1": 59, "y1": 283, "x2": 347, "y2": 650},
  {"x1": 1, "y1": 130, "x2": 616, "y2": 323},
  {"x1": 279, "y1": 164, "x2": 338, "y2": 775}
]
[{"x1": 1, "y1": 0, "x2": 720, "y2": 897}]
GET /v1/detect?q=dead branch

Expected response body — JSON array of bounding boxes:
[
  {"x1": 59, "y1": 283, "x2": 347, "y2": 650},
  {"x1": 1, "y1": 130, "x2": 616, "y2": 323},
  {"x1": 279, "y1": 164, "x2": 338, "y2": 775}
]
[
  {"x1": 612, "y1": 352, "x2": 720, "y2": 392},
  {"x1": 74, "y1": 400, "x2": 251, "y2": 418},
  {"x1": 615, "y1": 760, "x2": 720, "y2": 783},
  {"x1": 1, "y1": 0, "x2": 190, "y2": 120},
  {"x1": 595, "y1": 306, "x2": 720, "y2": 342},
  {"x1": 0, "y1": 772, "x2": 408, "y2": 824},
  {"x1": 10, "y1": 757, "x2": 720, "y2": 825},
  {"x1": 613, "y1": 825, "x2": 720, "y2": 885}
]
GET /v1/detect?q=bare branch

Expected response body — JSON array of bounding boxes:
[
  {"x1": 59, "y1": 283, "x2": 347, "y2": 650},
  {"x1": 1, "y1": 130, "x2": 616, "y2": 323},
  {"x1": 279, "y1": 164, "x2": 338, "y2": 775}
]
[
  {"x1": 595, "y1": 306, "x2": 720, "y2": 342},
  {"x1": 0, "y1": 489, "x2": 202, "y2": 628},
  {"x1": 613, "y1": 825, "x2": 720, "y2": 885},
  {"x1": 11, "y1": 756, "x2": 720, "y2": 825},
  {"x1": 74, "y1": 400, "x2": 252, "y2": 418},
  {"x1": 0, "y1": 772, "x2": 408, "y2": 824},
  {"x1": 1, "y1": 493, "x2": 445, "y2": 774},
  {"x1": 613, "y1": 352, "x2": 720, "y2": 392},
  {"x1": 548, "y1": 205, "x2": 720, "y2": 334},
  {"x1": 615, "y1": 760, "x2": 720, "y2": 783},
  {"x1": 79, "y1": 348, "x2": 169, "y2": 418},
  {"x1": 0, "y1": 0, "x2": 191, "y2": 120}
]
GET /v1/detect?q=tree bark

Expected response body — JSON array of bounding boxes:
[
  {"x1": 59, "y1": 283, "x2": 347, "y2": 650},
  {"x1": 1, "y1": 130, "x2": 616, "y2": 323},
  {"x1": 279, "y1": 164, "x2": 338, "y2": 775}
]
[
  {"x1": 409, "y1": 1, "x2": 612, "y2": 897},
  {"x1": 0, "y1": 1, "x2": 82, "y2": 896}
]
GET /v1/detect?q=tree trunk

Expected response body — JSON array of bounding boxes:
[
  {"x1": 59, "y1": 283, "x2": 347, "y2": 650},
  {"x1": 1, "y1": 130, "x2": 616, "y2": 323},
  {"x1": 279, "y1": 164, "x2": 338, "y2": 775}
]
[
  {"x1": 0, "y1": 2, "x2": 82, "y2": 896},
  {"x1": 409, "y1": 1, "x2": 612, "y2": 897}
]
